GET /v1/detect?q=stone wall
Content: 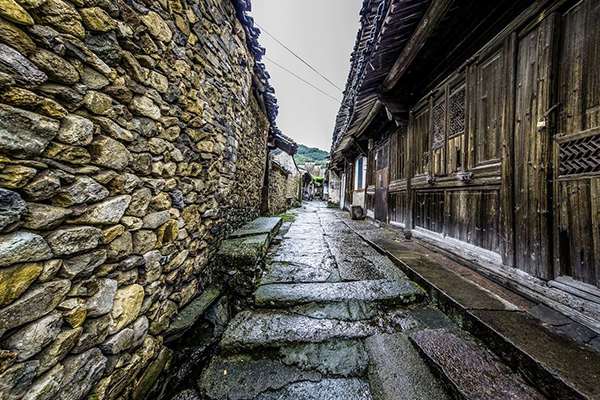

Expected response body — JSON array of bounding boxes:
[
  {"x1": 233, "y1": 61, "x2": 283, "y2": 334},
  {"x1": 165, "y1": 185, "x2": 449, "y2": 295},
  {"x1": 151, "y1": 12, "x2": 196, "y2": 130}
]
[
  {"x1": 0, "y1": 0, "x2": 270, "y2": 399},
  {"x1": 286, "y1": 174, "x2": 300, "y2": 208},
  {"x1": 267, "y1": 162, "x2": 288, "y2": 215}
]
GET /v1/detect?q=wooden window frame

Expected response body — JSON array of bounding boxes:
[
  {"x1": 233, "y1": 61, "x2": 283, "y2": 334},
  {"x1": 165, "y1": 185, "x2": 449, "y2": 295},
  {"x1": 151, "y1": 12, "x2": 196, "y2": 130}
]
[
  {"x1": 411, "y1": 100, "x2": 431, "y2": 177},
  {"x1": 470, "y1": 46, "x2": 505, "y2": 167},
  {"x1": 447, "y1": 81, "x2": 467, "y2": 174},
  {"x1": 354, "y1": 156, "x2": 367, "y2": 190},
  {"x1": 410, "y1": 73, "x2": 466, "y2": 179}
]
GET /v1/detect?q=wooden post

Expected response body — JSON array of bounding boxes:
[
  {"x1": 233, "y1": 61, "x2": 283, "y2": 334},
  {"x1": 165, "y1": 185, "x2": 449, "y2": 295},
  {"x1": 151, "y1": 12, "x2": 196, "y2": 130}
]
[
  {"x1": 500, "y1": 32, "x2": 517, "y2": 267},
  {"x1": 407, "y1": 111, "x2": 415, "y2": 231}
]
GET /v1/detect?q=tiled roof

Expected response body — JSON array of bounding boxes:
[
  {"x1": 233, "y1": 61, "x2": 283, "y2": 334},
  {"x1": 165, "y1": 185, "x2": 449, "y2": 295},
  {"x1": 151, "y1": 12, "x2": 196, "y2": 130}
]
[
  {"x1": 233, "y1": 0, "x2": 296, "y2": 154},
  {"x1": 331, "y1": 0, "x2": 429, "y2": 156}
]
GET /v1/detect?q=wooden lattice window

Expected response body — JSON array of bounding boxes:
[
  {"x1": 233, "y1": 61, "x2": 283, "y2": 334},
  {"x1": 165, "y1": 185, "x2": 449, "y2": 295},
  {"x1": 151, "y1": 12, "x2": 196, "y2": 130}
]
[
  {"x1": 431, "y1": 95, "x2": 446, "y2": 176},
  {"x1": 432, "y1": 98, "x2": 446, "y2": 150},
  {"x1": 559, "y1": 132, "x2": 600, "y2": 176},
  {"x1": 447, "y1": 85, "x2": 465, "y2": 172},
  {"x1": 411, "y1": 74, "x2": 465, "y2": 177},
  {"x1": 449, "y1": 86, "x2": 465, "y2": 137}
]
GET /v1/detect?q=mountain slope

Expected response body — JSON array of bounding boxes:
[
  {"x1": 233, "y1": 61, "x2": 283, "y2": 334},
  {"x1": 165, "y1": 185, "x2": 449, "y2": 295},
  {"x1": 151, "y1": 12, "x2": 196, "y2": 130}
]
[{"x1": 294, "y1": 145, "x2": 329, "y2": 167}]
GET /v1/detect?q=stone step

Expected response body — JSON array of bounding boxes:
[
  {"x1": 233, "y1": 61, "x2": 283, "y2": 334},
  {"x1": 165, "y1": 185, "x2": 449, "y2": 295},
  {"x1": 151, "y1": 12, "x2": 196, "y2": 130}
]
[
  {"x1": 366, "y1": 333, "x2": 450, "y2": 400},
  {"x1": 252, "y1": 378, "x2": 373, "y2": 400},
  {"x1": 290, "y1": 301, "x2": 378, "y2": 321},
  {"x1": 198, "y1": 340, "x2": 370, "y2": 399},
  {"x1": 228, "y1": 217, "x2": 282, "y2": 240},
  {"x1": 198, "y1": 354, "x2": 322, "y2": 400},
  {"x1": 278, "y1": 339, "x2": 369, "y2": 377},
  {"x1": 216, "y1": 217, "x2": 282, "y2": 268},
  {"x1": 217, "y1": 234, "x2": 270, "y2": 267},
  {"x1": 410, "y1": 328, "x2": 545, "y2": 400},
  {"x1": 469, "y1": 309, "x2": 600, "y2": 400},
  {"x1": 259, "y1": 261, "x2": 339, "y2": 285},
  {"x1": 220, "y1": 310, "x2": 376, "y2": 350},
  {"x1": 255, "y1": 279, "x2": 424, "y2": 307},
  {"x1": 165, "y1": 286, "x2": 221, "y2": 338}
]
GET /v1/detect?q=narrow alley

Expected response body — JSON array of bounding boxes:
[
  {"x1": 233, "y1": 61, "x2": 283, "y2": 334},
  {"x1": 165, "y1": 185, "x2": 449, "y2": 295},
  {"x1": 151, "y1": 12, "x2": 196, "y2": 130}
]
[
  {"x1": 2, "y1": 0, "x2": 600, "y2": 399},
  {"x1": 193, "y1": 202, "x2": 543, "y2": 399}
]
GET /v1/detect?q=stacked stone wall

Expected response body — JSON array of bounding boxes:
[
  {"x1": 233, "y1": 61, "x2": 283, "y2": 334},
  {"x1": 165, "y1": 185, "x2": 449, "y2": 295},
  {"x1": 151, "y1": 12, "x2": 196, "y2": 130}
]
[
  {"x1": 267, "y1": 163, "x2": 289, "y2": 215},
  {"x1": 0, "y1": 0, "x2": 269, "y2": 399},
  {"x1": 286, "y1": 174, "x2": 300, "y2": 207}
]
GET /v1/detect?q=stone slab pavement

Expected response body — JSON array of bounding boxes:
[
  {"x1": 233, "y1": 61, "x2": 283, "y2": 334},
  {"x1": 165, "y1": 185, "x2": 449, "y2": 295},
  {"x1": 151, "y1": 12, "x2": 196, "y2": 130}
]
[{"x1": 182, "y1": 202, "x2": 544, "y2": 400}]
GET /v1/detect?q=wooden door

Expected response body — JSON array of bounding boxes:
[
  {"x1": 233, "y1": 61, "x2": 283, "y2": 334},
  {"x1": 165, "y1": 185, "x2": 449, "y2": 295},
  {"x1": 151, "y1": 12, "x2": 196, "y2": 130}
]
[
  {"x1": 513, "y1": 16, "x2": 556, "y2": 280},
  {"x1": 340, "y1": 172, "x2": 346, "y2": 210},
  {"x1": 344, "y1": 161, "x2": 353, "y2": 210},
  {"x1": 374, "y1": 142, "x2": 389, "y2": 222},
  {"x1": 554, "y1": 0, "x2": 600, "y2": 288}
]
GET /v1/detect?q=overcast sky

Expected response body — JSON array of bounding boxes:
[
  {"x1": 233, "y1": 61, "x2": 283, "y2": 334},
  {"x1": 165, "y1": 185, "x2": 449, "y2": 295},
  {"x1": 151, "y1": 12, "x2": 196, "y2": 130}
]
[{"x1": 251, "y1": 0, "x2": 363, "y2": 152}]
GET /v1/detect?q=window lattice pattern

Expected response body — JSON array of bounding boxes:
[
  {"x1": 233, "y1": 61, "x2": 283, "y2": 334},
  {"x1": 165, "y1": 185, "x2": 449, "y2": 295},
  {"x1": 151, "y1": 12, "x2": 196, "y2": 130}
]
[
  {"x1": 449, "y1": 87, "x2": 465, "y2": 137},
  {"x1": 559, "y1": 133, "x2": 600, "y2": 176},
  {"x1": 432, "y1": 100, "x2": 446, "y2": 149}
]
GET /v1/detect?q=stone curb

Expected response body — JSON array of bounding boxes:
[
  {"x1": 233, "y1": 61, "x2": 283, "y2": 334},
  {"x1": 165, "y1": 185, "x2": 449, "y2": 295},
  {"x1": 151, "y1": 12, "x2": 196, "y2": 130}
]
[{"x1": 341, "y1": 218, "x2": 598, "y2": 400}]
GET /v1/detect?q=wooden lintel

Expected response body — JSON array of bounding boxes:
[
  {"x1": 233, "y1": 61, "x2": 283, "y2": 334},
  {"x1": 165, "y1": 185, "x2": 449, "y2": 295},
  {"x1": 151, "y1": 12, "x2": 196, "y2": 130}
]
[{"x1": 382, "y1": 0, "x2": 453, "y2": 92}]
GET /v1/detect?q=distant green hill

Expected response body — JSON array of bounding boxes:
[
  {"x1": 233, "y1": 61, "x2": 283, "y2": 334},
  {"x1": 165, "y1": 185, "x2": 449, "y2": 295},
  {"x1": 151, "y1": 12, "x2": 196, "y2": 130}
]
[{"x1": 294, "y1": 145, "x2": 329, "y2": 167}]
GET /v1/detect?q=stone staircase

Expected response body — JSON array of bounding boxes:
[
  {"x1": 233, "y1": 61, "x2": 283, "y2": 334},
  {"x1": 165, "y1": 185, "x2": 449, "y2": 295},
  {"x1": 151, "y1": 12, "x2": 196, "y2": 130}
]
[{"x1": 183, "y1": 205, "x2": 548, "y2": 400}]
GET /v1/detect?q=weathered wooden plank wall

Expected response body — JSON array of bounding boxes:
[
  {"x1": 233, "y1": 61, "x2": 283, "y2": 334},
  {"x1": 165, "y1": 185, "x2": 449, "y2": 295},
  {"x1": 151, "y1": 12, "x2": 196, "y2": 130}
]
[
  {"x1": 365, "y1": 0, "x2": 600, "y2": 289},
  {"x1": 553, "y1": 0, "x2": 600, "y2": 287}
]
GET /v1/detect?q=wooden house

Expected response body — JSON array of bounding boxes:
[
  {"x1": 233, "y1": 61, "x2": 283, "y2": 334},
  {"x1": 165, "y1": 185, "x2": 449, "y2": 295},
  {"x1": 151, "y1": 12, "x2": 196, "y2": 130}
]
[{"x1": 330, "y1": 0, "x2": 600, "y2": 330}]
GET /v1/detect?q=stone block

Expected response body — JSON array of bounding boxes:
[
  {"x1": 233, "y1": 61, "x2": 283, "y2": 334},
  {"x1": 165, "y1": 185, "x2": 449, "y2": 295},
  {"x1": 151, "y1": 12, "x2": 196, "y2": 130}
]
[
  {"x1": 165, "y1": 286, "x2": 221, "y2": 336},
  {"x1": 108, "y1": 284, "x2": 144, "y2": 334},
  {"x1": 0, "y1": 231, "x2": 52, "y2": 267},
  {"x1": 36, "y1": 328, "x2": 82, "y2": 374},
  {"x1": 0, "y1": 280, "x2": 70, "y2": 332},
  {"x1": 218, "y1": 234, "x2": 270, "y2": 267},
  {"x1": 0, "y1": 262, "x2": 43, "y2": 306},
  {"x1": 0, "y1": 0, "x2": 33, "y2": 25},
  {"x1": 0, "y1": 361, "x2": 39, "y2": 400},
  {"x1": 22, "y1": 203, "x2": 71, "y2": 230},
  {"x1": 57, "y1": 114, "x2": 94, "y2": 145},
  {"x1": 0, "y1": 104, "x2": 58, "y2": 155},
  {"x1": 0, "y1": 188, "x2": 26, "y2": 231},
  {"x1": 55, "y1": 349, "x2": 107, "y2": 400},
  {"x1": 70, "y1": 195, "x2": 131, "y2": 225},
  {"x1": 45, "y1": 226, "x2": 103, "y2": 256},
  {"x1": 85, "y1": 278, "x2": 117, "y2": 317},
  {"x1": 4, "y1": 312, "x2": 62, "y2": 361},
  {"x1": 229, "y1": 217, "x2": 283, "y2": 240}
]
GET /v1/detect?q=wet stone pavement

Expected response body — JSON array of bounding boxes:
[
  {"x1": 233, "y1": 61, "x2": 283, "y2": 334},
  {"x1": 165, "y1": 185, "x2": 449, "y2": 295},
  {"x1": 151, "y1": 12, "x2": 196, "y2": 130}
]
[{"x1": 193, "y1": 202, "x2": 544, "y2": 400}]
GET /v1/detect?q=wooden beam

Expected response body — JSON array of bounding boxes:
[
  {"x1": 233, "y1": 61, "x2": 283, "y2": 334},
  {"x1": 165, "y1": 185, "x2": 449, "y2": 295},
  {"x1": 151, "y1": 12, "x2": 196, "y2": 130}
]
[
  {"x1": 382, "y1": 0, "x2": 454, "y2": 92},
  {"x1": 352, "y1": 100, "x2": 383, "y2": 140},
  {"x1": 378, "y1": 94, "x2": 410, "y2": 116},
  {"x1": 354, "y1": 141, "x2": 368, "y2": 157}
]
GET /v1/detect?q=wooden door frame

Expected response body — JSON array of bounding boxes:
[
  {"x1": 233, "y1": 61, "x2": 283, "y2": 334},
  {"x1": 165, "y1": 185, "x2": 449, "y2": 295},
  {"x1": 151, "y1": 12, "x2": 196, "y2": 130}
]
[{"x1": 374, "y1": 140, "x2": 390, "y2": 223}]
